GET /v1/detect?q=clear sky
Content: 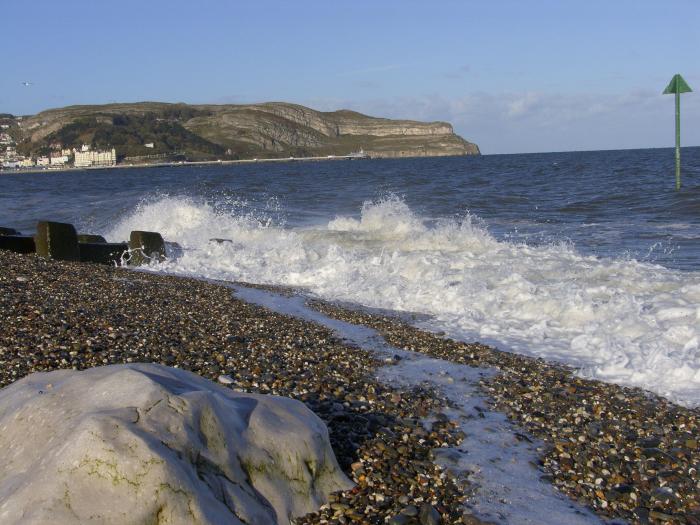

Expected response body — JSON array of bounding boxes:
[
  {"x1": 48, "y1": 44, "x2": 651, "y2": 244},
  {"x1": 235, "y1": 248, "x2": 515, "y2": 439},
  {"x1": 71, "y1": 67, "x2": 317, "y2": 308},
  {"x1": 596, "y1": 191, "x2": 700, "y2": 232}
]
[{"x1": 2, "y1": 0, "x2": 699, "y2": 154}]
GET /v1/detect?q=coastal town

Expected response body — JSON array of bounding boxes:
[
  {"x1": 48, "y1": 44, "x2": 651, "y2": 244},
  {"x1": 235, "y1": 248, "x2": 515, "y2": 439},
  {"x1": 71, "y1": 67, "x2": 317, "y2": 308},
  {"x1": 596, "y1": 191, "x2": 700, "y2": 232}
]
[{"x1": 1, "y1": 115, "x2": 116, "y2": 169}]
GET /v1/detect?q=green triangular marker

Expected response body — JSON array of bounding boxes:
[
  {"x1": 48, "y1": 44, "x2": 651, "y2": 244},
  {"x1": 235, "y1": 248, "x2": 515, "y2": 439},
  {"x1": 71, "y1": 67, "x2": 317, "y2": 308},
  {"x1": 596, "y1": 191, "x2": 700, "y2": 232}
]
[
  {"x1": 663, "y1": 74, "x2": 692, "y2": 95},
  {"x1": 663, "y1": 74, "x2": 693, "y2": 190}
]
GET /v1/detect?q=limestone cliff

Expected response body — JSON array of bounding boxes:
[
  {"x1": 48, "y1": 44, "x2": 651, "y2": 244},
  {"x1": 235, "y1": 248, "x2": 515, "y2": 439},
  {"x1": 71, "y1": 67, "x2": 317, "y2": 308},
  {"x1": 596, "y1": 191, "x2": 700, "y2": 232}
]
[{"x1": 18, "y1": 101, "x2": 479, "y2": 160}]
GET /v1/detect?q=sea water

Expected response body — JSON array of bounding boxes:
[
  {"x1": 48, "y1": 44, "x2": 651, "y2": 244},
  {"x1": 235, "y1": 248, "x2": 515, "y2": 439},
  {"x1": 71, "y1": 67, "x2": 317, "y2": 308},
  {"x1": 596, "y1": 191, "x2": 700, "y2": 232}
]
[{"x1": 1, "y1": 148, "x2": 699, "y2": 406}]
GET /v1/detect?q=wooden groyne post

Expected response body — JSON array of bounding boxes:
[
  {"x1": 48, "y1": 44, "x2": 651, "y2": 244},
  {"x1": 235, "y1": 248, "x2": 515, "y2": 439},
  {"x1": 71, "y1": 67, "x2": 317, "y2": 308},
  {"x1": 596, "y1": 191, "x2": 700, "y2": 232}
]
[{"x1": 0, "y1": 222, "x2": 169, "y2": 267}]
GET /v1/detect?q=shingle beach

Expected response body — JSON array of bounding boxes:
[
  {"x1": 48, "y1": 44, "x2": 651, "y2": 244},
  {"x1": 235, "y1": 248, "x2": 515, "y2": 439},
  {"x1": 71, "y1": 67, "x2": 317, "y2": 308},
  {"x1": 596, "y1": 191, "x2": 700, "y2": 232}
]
[{"x1": 1, "y1": 250, "x2": 698, "y2": 524}]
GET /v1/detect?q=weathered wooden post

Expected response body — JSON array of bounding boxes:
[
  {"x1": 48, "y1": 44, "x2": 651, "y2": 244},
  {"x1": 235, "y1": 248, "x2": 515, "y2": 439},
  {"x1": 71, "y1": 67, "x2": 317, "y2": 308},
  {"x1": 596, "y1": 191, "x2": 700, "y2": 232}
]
[
  {"x1": 0, "y1": 235, "x2": 36, "y2": 254},
  {"x1": 35, "y1": 221, "x2": 80, "y2": 261},
  {"x1": 78, "y1": 242, "x2": 130, "y2": 265},
  {"x1": 128, "y1": 231, "x2": 166, "y2": 265},
  {"x1": 77, "y1": 234, "x2": 107, "y2": 244}
]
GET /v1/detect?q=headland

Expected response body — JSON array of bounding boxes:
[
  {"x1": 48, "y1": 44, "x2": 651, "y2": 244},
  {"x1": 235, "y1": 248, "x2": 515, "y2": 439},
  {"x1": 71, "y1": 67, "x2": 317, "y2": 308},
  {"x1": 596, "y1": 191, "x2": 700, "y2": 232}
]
[{"x1": 0, "y1": 102, "x2": 479, "y2": 172}]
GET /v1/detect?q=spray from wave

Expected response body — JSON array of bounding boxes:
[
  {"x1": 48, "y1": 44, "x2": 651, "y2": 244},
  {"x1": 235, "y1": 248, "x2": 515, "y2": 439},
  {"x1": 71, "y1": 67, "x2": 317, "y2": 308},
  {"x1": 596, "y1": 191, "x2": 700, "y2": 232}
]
[{"x1": 106, "y1": 195, "x2": 700, "y2": 407}]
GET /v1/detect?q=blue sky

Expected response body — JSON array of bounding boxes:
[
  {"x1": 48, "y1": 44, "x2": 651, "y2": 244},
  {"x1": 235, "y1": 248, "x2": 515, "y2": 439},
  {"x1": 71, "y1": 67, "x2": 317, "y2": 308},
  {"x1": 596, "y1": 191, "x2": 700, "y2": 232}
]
[{"x1": 3, "y1": 0, "x2": 699, "y2": 154}]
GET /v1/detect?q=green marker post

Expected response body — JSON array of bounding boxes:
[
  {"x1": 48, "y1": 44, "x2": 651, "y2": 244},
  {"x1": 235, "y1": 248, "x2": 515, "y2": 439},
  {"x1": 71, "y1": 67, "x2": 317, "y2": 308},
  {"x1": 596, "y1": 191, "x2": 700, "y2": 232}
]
[{"x1": 663, "y1": 74, "x2": 692, "y2": 190}]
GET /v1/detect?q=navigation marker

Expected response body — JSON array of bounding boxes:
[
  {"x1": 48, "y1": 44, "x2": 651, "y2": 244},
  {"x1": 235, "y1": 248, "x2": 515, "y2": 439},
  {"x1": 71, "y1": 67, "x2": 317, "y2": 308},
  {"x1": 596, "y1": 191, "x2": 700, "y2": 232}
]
[{"x1": 663, "y1": 74, "x2": 692, "y2": 190}]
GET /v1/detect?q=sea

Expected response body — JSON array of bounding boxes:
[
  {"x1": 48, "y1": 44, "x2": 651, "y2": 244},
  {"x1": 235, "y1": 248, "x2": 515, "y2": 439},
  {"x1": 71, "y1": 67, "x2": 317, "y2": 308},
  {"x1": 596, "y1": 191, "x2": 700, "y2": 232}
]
[{"x1": 2, "y1": 147, "x2": 699, "y2": 407}]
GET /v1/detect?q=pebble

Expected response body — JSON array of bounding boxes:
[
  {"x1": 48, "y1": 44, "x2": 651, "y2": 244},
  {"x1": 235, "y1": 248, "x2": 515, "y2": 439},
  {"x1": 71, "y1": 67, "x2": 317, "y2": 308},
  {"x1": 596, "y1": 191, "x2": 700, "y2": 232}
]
[
  {"x1": 5, "y1": 249, "x2": 699, "y2": 524},
  {"x1": 0, "y1": 251, "x2": 465, "y2": 524},
  {"x1": 401, "y1": 505, "x2": 419, "y2": 517},
  {"x1": 217, "y1": 374, "x2": 234, "y2": 385},
  {"x1": 309, "y1": 298, "x2": 700, "y2": 525},
  {"x1": 419, "y1": 503, "x2": 441, "y2": 525}
]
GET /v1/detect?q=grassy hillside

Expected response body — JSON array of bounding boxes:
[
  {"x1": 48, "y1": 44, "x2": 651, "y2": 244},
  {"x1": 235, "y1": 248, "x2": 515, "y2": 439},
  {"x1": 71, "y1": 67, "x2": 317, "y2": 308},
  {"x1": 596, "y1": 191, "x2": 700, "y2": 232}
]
[{"x1": 17, "y1": 102, "x2": 479, "y2": 161}]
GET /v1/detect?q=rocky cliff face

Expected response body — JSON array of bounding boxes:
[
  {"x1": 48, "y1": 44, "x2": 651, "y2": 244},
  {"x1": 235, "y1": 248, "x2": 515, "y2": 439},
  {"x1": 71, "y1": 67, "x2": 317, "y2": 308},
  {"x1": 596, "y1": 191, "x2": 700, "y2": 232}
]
[{"x1": 18, "y1": 101, "x2": 479, "y2": 159}]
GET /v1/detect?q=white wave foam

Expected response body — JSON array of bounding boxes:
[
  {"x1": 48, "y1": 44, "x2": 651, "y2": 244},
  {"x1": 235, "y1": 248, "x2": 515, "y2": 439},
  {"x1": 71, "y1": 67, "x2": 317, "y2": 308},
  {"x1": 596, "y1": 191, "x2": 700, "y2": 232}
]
[{"x1": 107, "y1": 196, "x2": 700, "y2": 407}]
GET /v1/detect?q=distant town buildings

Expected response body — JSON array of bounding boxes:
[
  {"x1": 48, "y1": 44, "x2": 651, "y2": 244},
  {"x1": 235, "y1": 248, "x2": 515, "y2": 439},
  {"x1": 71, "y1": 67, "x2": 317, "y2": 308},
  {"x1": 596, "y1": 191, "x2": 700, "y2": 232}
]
[
  {"x1": 0, "y1": 124, "x2": 119, "y2": 170},
  {"x1": 50, "y1": 152, "x2": 70, "y2": 166},
  {"x1": 73, "y1": 145, "x2": 116, "y2": 167},
  {"x1": 0, "y1": 121, "x2": 32, "y2": 169}
]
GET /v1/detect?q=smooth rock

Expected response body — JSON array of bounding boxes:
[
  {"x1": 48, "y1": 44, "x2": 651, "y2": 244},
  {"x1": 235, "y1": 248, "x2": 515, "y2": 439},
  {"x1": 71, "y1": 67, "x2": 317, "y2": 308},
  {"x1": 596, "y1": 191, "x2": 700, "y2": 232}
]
[
  {"x1": 164, "y1": 241, "x2": 184, "y2": 259},
  {"x1": 0, "y1": 364, "x2": 352, "y2": 524},
  {"x1": 388, "y1": 515, "x2": 412, "y2": 525},
  {"x1": 217, "y1": 374, "x2": 235, "y2": 385},
  {"x1": 419, "y1": 503, "x2": 441, "y2": 525},
  {"x1": 401, "y1": 504, "x2": 419, "y2": 517}
]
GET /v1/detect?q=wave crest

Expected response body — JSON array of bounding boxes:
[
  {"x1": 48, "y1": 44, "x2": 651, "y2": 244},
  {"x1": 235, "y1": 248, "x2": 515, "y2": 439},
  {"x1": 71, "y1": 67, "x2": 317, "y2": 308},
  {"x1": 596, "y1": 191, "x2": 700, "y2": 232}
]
[{"x1": 107, "y1": 195, "x2": 700, "y2": 407}]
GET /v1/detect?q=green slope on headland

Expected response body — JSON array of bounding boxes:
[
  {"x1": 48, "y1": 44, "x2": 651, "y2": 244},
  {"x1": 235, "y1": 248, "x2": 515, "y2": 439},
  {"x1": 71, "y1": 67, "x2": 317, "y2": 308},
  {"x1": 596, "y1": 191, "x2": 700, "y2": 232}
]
[{"x1": 16, "y1": 101, "x2": 480, "y2": 162}]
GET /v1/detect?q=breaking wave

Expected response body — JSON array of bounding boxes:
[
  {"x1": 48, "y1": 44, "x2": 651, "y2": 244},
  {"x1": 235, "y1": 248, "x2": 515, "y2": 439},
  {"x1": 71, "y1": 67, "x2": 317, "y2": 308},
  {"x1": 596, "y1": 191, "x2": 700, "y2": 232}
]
[{"x1": 107, "y1": 195, "x2": 700, "y2": 407}]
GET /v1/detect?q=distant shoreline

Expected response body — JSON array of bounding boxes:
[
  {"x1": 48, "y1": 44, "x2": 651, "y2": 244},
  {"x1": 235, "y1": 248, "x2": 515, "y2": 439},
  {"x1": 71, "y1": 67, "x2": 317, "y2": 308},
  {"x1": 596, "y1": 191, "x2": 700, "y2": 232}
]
[{"x1": 0, "y1": 154, "x2": 373, "y2": 176}]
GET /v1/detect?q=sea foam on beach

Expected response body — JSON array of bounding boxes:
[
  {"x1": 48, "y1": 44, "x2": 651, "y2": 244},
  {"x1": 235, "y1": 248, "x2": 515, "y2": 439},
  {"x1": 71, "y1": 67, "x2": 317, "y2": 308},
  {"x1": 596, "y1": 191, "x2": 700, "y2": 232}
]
[{"x1": 108, "y1": 195, "x2": 700, "y2": 407}]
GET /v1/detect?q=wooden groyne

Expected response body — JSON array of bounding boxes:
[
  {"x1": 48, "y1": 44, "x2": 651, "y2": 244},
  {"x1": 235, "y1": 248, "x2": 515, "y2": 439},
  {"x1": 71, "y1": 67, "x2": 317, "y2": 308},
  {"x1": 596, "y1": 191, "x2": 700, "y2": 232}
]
[{"x1": 0, "y1": 221, "x2": 169, "y2": 267}]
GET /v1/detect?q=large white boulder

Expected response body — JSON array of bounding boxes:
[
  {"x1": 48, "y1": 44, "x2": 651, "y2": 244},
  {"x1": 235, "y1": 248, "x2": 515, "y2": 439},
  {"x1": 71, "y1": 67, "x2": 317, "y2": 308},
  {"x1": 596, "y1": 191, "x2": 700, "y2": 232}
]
[{"x1": 0, "y1": 364, "x2": 352, "y2": 524}]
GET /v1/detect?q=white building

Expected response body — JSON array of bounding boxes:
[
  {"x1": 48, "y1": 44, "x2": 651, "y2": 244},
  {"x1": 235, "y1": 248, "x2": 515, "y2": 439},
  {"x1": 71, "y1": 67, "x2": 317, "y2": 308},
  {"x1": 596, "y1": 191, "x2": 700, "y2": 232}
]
[
  {"x1": 144, "y1": 142, "x2": 154, "y2": 149},
  {"x1": 0, "y1": 133, "x2": 13, "y2": 144},
  {"x1": 74, "y1": 147, "x2": 116, "y2": 167},
  {"x1": 19, "y1": 158, "x2": 35, "y2": 168},
  {"x1": 50, "y1": 153, "x2": 69, "y2": 166},
  {"x1": 3, "y1": 146, "x2": 17, "y2": 158},
  {"x1": 36, "y1": 156, "x2": 50, "y2": 166}
]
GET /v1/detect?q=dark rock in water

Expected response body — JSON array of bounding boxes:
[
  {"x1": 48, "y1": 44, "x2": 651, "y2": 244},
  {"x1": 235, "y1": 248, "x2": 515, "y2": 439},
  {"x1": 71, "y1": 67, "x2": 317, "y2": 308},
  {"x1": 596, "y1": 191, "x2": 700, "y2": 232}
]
[
  {"x1": 128, "y1": 230, "x2": 166, "y2": 265},
  {"x1": 77, "y1": 234, "x2": 107, "y2": 244},
  {"x1": 0, "y1": 227, "x2": 19, "y2": 236},
  {"x1": 164, "y1": 241, "x2": 183, "y2": 259},
  {"x1": 79, "y1": 242, "x2": 129, "y2": 266},
  {"x1": 35, "y1": 221, "x2": 79, "y2": 261},
  {"x1": 209, "y1": 238, "x2": 233, "y2": 244},
  {"x1": 0, "y1": 235, "x2": 35, "y2": 254}
]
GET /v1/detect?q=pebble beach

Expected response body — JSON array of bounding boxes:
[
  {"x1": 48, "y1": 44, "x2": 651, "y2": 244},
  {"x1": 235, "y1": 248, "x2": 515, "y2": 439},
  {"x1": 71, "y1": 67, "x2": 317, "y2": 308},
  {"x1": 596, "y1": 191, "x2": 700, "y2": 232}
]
[{"x1": 1, "y1": 249, "x2": 699, "y2": 524}]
